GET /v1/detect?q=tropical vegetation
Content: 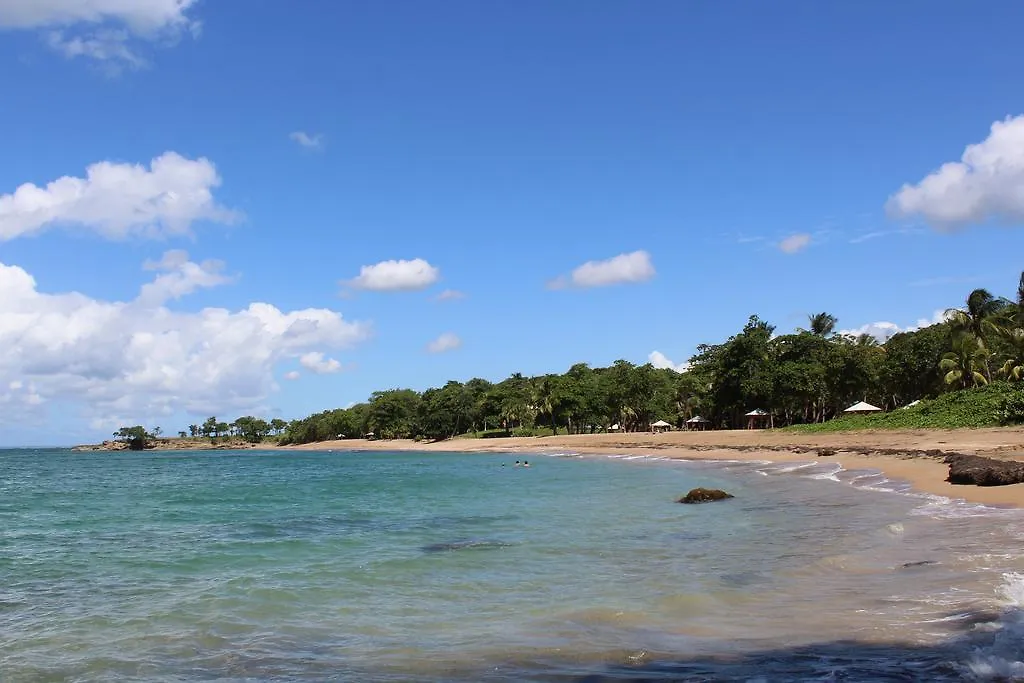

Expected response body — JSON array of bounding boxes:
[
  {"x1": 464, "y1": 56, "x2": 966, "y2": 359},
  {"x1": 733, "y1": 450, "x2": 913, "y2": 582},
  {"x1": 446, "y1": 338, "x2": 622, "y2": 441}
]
[
  {"x1": 116, "y1": 274, "x2": 1024, "y2": 445},
  {"x1": 272, "y1": 275, "x2": 1024, "y2": 443}
]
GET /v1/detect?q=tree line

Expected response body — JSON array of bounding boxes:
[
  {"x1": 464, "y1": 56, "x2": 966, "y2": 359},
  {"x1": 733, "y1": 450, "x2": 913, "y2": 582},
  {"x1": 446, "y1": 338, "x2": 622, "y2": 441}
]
[
  {"x1": 113, "y1": 415, "x2": 289, "y2": 449},
  {"x1": 277, "y1": 274, "x2": 1024, "y2": 444},
  {"x1": 114, "y1": 274, "x2": 1024, "y2": 448}
]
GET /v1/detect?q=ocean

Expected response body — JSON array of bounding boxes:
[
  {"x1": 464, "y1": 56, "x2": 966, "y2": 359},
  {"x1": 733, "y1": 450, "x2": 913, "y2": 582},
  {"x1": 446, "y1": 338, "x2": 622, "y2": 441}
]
[{"x1": 2, "y1": 447, "x2": 1024, "y2": 681}]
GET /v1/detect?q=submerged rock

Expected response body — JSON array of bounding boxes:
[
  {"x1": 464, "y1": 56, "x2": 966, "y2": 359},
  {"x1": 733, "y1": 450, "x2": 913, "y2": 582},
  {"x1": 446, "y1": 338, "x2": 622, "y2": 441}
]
[
  {"x1": 900, "y1": 560, "x2": 939, "y2": 569},
  {"x1": 946, "y1": 454, "x2": 1024, "y2": 486},
  {"x1": 421, "y1": 539, "x2": 512, "y2": 553},
  {"x1": 678, "y1": 488, "x2": 734, "y2": 504}
]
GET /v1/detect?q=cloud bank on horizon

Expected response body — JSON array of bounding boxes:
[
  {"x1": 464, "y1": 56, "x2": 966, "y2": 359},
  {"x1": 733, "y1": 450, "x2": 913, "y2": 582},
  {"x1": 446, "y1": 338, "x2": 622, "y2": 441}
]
[{"x1": 0, "y1": 252, "x2": 370, "y2": 430}]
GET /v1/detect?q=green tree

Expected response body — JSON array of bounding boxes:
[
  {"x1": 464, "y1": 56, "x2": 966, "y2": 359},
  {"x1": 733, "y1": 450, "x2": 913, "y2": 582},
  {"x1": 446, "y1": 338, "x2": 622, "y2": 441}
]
[
  {"x1": 367, "y1": 389, "x2": 421, "y2": 438},
  {"x1": 996, "y1": 328, "x2": 1024, "y2": 381},
  {"x1": 940, "y1": 336, "x2": 990, "y2": 388},
  {"x1": 805, "y1": 312, "x2": 838, "y2": 337},
  {"x1": 946, "y1": 288, "x2": 1008, "y2": 344},
  {"x1": 113, "y1": 426, "x2": 151, "y2": 450}
]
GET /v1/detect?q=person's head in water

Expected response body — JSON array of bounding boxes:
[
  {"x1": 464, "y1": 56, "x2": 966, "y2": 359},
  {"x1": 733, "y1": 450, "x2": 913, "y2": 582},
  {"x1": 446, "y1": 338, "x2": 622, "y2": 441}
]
[
  {"x1": 515, "y1": 460, "x2": 521, "y2": 466},
  {"x1": 523, "y1": 460, "x2": 530, "y2": 467}
]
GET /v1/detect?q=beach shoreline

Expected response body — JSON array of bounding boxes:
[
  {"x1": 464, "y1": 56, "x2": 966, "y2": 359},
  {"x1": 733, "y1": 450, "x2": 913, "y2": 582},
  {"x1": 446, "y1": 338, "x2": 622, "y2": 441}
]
[{"x1": 283, "y1": 428, "x2": 1024, "y2": 508}]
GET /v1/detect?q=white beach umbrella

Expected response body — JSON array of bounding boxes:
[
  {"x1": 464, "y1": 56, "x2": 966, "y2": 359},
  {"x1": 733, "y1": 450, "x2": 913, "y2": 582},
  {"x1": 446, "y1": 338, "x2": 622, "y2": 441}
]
[
  {"x1": 844, "y1": 401, "x2": 882, "y2": 413},
  {"x1": 651, "y1": 420, "x2": 672, "y2": 428}
]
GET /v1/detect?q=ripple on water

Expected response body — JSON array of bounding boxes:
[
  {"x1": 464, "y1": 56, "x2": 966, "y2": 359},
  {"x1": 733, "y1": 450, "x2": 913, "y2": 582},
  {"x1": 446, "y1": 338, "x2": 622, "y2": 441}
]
[{"x1": 3, "y1": 447, "x2": 1024, "y2": 681}]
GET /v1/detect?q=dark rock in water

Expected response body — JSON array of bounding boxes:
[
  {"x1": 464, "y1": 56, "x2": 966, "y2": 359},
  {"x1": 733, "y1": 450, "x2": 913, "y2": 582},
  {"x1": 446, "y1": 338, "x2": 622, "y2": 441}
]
[
  {"x1": 421, "y1": 539, "x2": 511, "y2": 553},
  {"x1": 946, "y1": 454, "x2": 1024, "y2": 486},
  {"x1": 900, "y1": 560, "x2": 939, "y2": 569},
  {"x1": 678, "y1": 488, "x2": 734, "y2": 504},
  {"x1": 817, "y1": 448, "x2": 837, "y2": 457}
]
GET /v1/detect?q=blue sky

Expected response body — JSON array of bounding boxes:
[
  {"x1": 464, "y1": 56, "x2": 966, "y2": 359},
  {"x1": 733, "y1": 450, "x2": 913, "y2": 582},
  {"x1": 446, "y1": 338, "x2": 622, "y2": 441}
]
[{"x1": 2, "y1": 1, "x2": 1024, "y2": 445}]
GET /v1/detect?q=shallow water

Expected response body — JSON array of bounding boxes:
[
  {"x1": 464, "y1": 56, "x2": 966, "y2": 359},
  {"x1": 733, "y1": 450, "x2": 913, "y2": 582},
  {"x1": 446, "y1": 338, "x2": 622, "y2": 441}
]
[{"x1": 2, "y1": 448, "x2": 1024, "y2": 681}]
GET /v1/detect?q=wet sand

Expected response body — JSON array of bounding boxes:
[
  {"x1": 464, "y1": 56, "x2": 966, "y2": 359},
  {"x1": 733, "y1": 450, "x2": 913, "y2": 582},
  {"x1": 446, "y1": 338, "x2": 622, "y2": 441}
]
[{"x1": 284, "y1": 428, "x2": 1024, "y2": 508}]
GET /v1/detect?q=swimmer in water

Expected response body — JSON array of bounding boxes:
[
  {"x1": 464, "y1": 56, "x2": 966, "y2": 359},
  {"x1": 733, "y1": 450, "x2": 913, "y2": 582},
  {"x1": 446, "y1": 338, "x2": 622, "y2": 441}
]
[{"x1": 523, "y1": 460, "x2": 530, "y2": 468}]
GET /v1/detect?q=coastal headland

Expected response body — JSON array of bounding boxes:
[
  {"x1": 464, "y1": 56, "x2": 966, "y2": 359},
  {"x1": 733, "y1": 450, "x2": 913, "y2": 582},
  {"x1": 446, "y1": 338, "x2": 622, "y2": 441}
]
[{"x1": 284, "y1": 428, "x2": 1024, "y2": 508}]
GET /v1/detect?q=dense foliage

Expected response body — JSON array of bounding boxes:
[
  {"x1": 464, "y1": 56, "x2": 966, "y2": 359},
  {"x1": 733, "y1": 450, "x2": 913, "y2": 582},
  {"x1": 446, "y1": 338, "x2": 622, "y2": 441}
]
[
  {"x1": 115, "y1": 276, "x2": 1024, "y2": 445},
  {"x1": 273, "y1": 276, "x2": 1024, "y2": 444},
  {"x1": 787, "y1": 382, "x2": 1024, "y2": 432}
]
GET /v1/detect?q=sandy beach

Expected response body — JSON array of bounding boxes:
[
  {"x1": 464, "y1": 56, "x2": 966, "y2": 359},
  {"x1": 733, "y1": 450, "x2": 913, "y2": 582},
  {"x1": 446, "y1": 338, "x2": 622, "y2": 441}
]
[{"x1": 284, "y1": 428, "x2": 1024, "y2": 508}]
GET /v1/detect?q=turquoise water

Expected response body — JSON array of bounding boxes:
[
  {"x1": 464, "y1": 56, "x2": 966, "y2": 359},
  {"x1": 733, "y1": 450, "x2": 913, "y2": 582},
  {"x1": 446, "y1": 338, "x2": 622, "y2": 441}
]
[{"x1": 3, "y1": 448, "x2": 1024, "y2": 681}]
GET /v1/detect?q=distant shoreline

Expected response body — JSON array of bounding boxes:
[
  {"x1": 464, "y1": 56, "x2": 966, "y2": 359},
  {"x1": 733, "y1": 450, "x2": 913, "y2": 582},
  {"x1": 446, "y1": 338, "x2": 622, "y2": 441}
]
[
  {"x1": 71, "y1": 437, "x2": 263, "y2": 452},
  {"x1": 282, "y1": 428, "x2": 1024, "y2": 508},
  {"x1": 68, "y1": 428, "x2": 1024, "y2": 508}
]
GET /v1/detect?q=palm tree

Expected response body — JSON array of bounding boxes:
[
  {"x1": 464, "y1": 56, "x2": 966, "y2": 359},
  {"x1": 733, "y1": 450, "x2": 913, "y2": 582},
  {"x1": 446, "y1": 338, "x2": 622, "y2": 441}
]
[
  {"x1": 533, "y1": 376, "x2": 559, "y2": 436},
  {"x1": 939, "y1": 335, "x2": 990, "y2": 388},
  {"x1": 997, "y1": 327, "x2": 1024, "y2": 381},
  {"x1": 806, "y1": 312, "x2": 838, "y2": 337},
  {"x1": 946, "y1": 288, "x2": 1007, "y2": 343},
  {"x1": 854, "y1": 333, "x2": 880, "y2": 347}
]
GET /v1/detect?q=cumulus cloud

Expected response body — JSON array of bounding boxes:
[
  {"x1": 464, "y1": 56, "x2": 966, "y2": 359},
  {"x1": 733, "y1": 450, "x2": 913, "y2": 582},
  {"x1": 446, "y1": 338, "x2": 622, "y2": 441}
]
[
  {"x1": 648, "y1": 351, "x2": 689, "y2": 373},
  {"x1": 345, "y1": 258, "x2": 440, "y2": 292},
  {"x1": 0, "y1": 152, "x2": 237, "y2": 241},
  {"x1": 299, "y1": 352, "x2": 342, "y2": 375},
  {"x1": 283, "y1": 371, "x2": 301, "y2": 381},
  {"x1": 778, "y1": 233, "x2": 811, "y2": 254},
  {"x1": 434, "y1": 288, "x2": 466, "y2": 302},
  {"x1": 289, "y1": 131, "x2": 324, "y2": 150},
  {"x1": 0, "y1": 253, "x2": 371, "y2": 428},
  {"x1": 138, "y1": 250, "x2": 234, "y2": 306},
  {"x1": 426, "y1": 332, "x2": 462, "y2": 354},
  {"x1": 840, "y1": 310, "x2": 950, "y2": 342},
  {"x1": 888, "y1": 115, "x2": 1024, "y2": 229},
  {"x1": 550, "y1": 250, "x2": 655, "y2": 289},
  {"x1": 0, "y1": 0, "x2": 202, "y2": 68}
]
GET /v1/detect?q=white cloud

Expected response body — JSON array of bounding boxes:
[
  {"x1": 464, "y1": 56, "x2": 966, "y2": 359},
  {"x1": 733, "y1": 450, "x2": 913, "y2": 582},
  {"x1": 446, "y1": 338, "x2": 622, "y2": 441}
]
[
  {"x1": 47, "y1": 29, "x2": 146, "y2": 71},
  {"x1": 551, "y1": 250, "x2": 655, "y2": 289},
  {"x1": 0, "y1": 0, "x2": 199, "y2": 32},
  {"x1": 290, "y1": 131, "x2": 324, "y2": 150},
  {"x1": 345, "y1": 258, "x2": 440, "y2": 292},
  {"x1": 138, "y1": 250, "x2": 234, "y2": 306},
  {"x1": 648, "y1": 351, "x2": 689, "y2": 373},
  {"x1": 283, "y1": 371, "x2": 301, "y2": 381},
  {"x1": 299, "y1": 352, "x2": 342, "y2": 375},
  {"x1": 0, "y1": 152, "x2": 237, "y2": 241},
  {"x1": 434, "y1": 288, "x2": 466, "y2": 302},
  {"x1": 840, "y1": 310, "x2": 950, "y2": 342},
  {"x1": 0, "y1": 0, "x2": 201, "y2": 68},
  {"x1": 778, "y1": 233, "x2": 811, "y2": 254},
  {"x1": 888, "y1": 115, "x2": 1024, "y2": 229},
  {"x1": 426, "y1": 332, "x2": 462, "y2": 354},
  {"x1": 0, "y1": 253, "x2": 371, "y2": 428}
]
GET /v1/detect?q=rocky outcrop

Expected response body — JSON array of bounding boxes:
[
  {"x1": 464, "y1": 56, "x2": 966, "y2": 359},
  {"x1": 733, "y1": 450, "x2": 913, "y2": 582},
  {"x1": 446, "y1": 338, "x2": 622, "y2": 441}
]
[
  {"x1": 678, "y1": 488, "x2": 734, "y2": 504},
  {"x1": 72, "y1": 440, "x2": 129, "y2": 452},
  {"x1": 946, "y1": 454, "x2": 1024, "y2": 486},
  {"x1": 71, "y1": 438, "x2": 261, "y2": 452}
]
